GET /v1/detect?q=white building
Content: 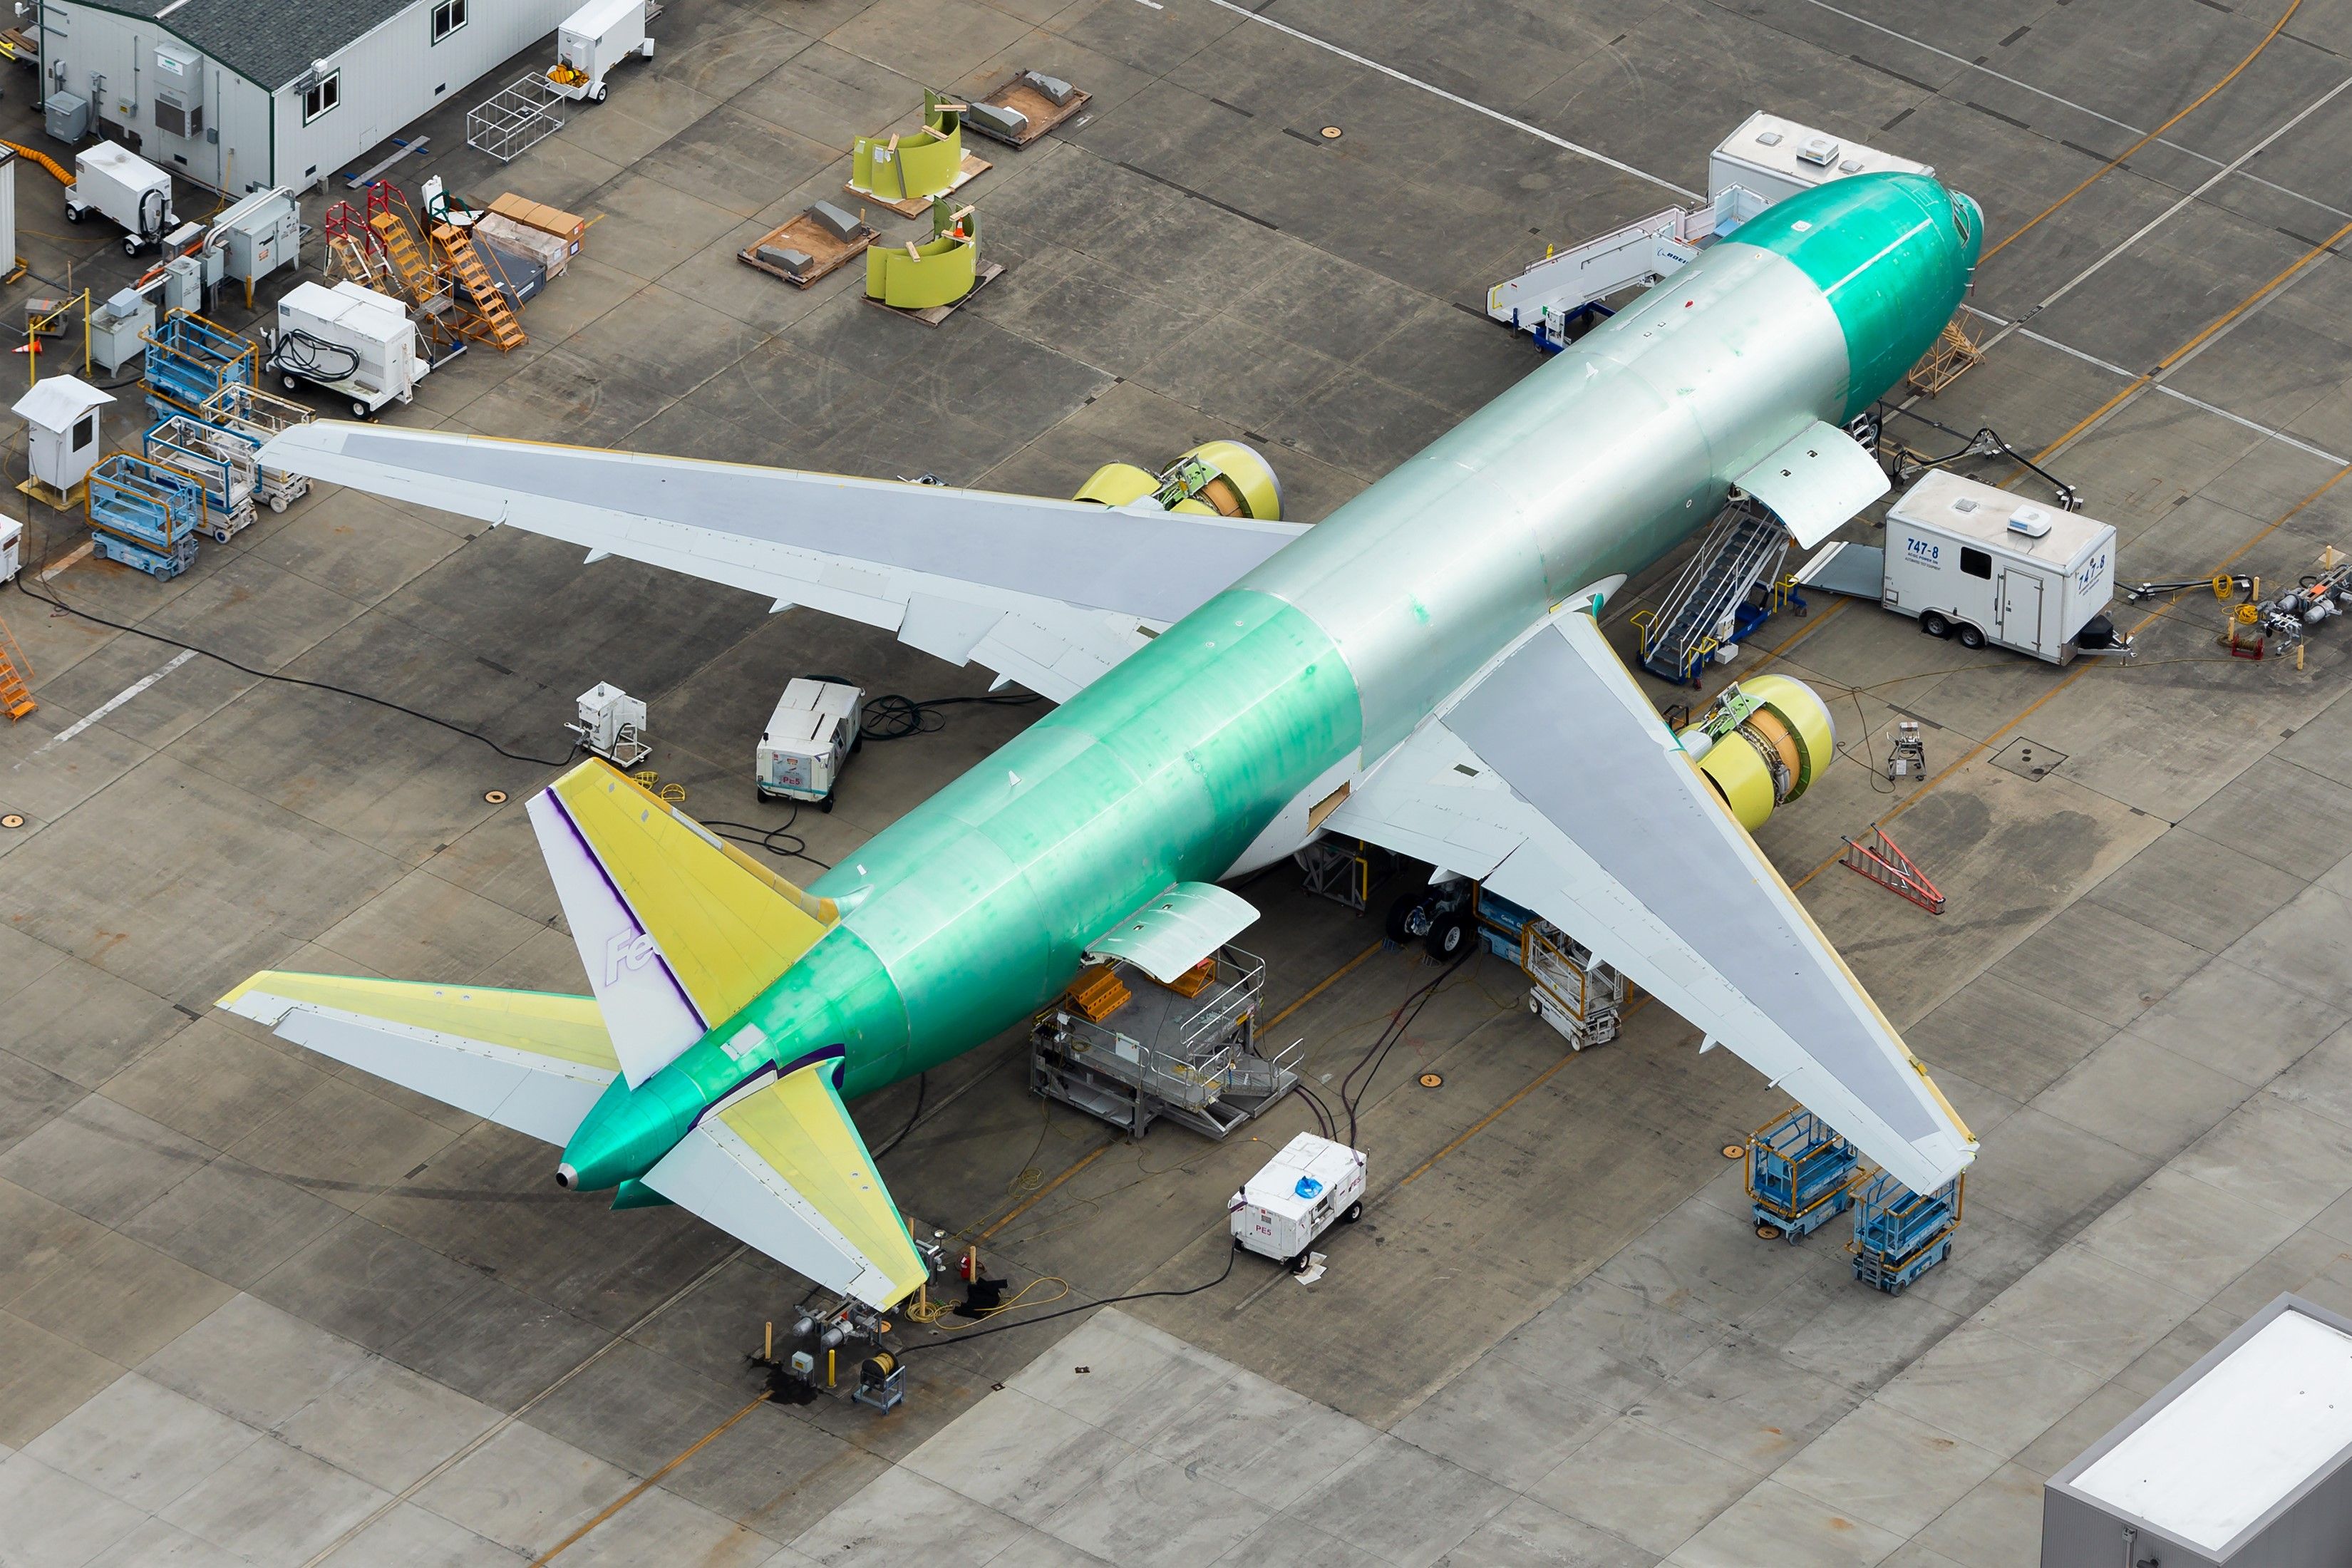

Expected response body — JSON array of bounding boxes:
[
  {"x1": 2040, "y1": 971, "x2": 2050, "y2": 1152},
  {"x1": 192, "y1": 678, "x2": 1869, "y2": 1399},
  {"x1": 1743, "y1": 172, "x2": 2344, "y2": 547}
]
[{"x1": 37, "y1": 0, "x2": 584, "y2": 194}]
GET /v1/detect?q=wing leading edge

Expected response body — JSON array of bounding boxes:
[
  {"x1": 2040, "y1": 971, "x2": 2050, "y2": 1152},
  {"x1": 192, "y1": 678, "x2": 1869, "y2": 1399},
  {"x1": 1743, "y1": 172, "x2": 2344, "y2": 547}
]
[
  {"x1": 1332, "y1": 607, "x2": 1974, "y2": 1194},
  {"x1": 259, "y1": 423, "x2": 1305, "y2": 702}
]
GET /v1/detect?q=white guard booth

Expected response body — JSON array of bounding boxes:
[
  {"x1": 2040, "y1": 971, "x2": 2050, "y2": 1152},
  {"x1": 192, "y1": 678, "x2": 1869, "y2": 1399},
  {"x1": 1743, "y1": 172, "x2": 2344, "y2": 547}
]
[
  {"x1": 2043, "y1": 1294, "x2": 2352, "y2": 1566},
  {"x1": 14, "y1": 374, "x2": 114, "y2": 499}
]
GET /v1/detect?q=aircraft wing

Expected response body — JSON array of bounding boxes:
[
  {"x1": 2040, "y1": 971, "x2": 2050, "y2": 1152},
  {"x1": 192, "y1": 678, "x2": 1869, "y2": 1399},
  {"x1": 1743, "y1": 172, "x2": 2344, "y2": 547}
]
[
  {"x1": 258, "y1": 424, "x2": 1306, "y2": 703},
  {"x1": 216, "y1": 973, "x2": 618, "y2": 1146},
  {"x1": 1329, "y1": 605, "x2": 1976, "y2": 1194},
  {"x1": 644, "y1": 1051, "x2": 927, "y2": 1309}
]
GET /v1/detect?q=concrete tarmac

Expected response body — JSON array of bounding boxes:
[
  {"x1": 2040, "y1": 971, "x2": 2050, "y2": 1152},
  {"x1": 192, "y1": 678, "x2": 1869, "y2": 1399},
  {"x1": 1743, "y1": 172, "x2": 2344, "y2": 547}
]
[{"x1": 6, "y1": 0, "x2": 2352, "y2": 1563}]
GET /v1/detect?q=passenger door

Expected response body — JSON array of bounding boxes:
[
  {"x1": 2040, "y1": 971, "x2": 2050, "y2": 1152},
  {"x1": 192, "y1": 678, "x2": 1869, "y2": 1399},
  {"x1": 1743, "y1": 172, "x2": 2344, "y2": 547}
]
[{"x1": 2001, "y1": 572, "x2": 2044, "y2": 654}]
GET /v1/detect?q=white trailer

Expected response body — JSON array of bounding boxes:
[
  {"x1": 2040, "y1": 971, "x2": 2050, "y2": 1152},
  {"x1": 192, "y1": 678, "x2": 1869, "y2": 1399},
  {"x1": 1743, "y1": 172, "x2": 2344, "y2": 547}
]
[
  {"x1": 755, "y1": 678, "x2": 862, "y2": 808},
  {"x1": 65, "y1": 142, "x2": 178, "y2": 254},
  {"x1": 269, "y1": 281, "x2": 425, "y2": 418},
  {"x1": 1229, "y1": 1133, "x2": 1366, "y2": 1272},
  {"x1": 549, "y1": 0, "x2": 655, "y2": 102},
  {"x1": 1797, "y1": 471, "x2": 2132, "y2": 664},
  {"x1": 1707, "y1": 110, "x2": 1934, "y2": 207}
]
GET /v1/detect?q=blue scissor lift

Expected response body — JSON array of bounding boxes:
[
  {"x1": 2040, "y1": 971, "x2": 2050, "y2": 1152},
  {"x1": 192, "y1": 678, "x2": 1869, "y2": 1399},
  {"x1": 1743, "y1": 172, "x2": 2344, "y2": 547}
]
[
  {"x1": 1850, "y1": 1170, "x2": 1963, "y2": 1295},
  {"x1": 87, "y1": 455, "x2": 207, "y2": 579},
  {"x1": 1745, "y1": 1106, "x2": 1859, "y2": 1242},
  {"x1": 142, "y1": 309, "x2": 258, "y2": 423}
]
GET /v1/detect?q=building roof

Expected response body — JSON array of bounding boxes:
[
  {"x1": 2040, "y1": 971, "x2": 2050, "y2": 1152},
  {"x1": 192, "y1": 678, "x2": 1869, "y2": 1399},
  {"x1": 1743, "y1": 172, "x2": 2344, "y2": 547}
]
[
  {"x1": 66, "y1": 0, "x2": 421, "y2": 91},
  {"x1": 14, "y1": 375, "x2": 114, "y2": 429}
]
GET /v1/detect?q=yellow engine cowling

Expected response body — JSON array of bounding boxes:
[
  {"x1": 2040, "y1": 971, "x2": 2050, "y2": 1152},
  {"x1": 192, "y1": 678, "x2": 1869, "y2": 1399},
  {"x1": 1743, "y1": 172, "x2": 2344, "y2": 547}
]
[
  {"x1": 1682, "y1": 674, "x2": 1835, "y2": 832},
  {"x1": 1071, "y1": 443, "x2": 1284, "y2": 522}
]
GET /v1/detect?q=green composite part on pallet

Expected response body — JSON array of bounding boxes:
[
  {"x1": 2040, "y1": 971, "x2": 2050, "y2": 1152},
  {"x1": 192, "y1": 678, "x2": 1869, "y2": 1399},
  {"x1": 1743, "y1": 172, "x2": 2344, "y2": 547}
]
[
  {"x1": 849, "y1": 90, "x2": 965, "y2": 204},
  {"x1": 865, "y1": 205, "x2": 979, "y2": 309},
  {"x1": 236, "y1": 173, "x2": 1986, "y2": 1311}
]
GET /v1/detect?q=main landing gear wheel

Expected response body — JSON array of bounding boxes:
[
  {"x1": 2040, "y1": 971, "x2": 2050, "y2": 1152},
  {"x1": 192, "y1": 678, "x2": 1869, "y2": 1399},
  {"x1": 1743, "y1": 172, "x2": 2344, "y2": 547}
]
[{"x1": 1425, "y1": 912, "x2": 1470, "y2": 960}]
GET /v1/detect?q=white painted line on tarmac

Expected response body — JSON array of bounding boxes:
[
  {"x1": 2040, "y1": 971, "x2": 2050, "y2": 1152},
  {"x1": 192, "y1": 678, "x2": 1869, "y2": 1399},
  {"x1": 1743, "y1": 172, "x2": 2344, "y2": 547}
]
[
  {"x1": 24, "y1": 649, "x2": 197, "y2": 760},
  {"x1": 38, "y1": 540, "x2": 91, "y2": 579},
  {"x1": 1786, "y1": 0, "x2": 2352, "y2": 225},
  {"x1": 1201, "y1": 0, "x2": 1701, "y2": 200}
]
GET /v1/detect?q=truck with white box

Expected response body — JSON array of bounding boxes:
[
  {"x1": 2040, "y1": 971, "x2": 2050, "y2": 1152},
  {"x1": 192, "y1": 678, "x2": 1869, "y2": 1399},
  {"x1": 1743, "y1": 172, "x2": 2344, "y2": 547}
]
[
  {"x1": 549, "y1": 0, "x2": 656, "y2": 102},
  {"x1": 1798, "y1": 471, "x2": 2132, "y2": 664},
  {"x1": 269, "y1": 282, "x2": 426, "y2": 418},
  {"x1": 66, "y1": 142, "x2": 177, "y2": 254},
  {"x1": 1229, "y1": 1133, "x2": 1366, "y2": 1272},
  {"x1": 755, "y1": 678, "x2": 862, "y2": 809}
]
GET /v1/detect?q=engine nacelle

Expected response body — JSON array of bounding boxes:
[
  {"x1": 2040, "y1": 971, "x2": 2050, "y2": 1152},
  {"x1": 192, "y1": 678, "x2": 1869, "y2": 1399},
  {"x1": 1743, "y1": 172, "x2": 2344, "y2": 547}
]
[
  {"x1": 1072, "y1": 441, "x2": 1283, "y2": 521},
  {"x1": 1678, "y1": 674, "x2": 1833, "y2": 832}
]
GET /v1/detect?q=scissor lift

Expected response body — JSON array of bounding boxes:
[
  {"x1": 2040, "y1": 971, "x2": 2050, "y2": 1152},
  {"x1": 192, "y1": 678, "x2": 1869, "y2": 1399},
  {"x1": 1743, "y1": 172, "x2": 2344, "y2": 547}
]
[
  {"x1": 1746, "y1": 1106, "x2": 1859, "y2": 1242},
  {"x1": 1850, "y1": 1170, "x2": 1962, "y2": 1294},
  {"x1": 88, "y1": 455, "x2": 206, "y2": 579}
]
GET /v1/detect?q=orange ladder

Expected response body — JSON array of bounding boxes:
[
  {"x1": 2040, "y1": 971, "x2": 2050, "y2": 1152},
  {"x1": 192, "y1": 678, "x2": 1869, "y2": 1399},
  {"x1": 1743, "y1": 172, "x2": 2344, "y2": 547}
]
[
  {"x1": 0, "y1": 612, "x2": 36, "y2": 721},
  {"x1": 370, "y1": 209, "x2": 441, "y2": 304},
  {"x1": 431, "y1": 222, "x2": 527, "y2": 351}
]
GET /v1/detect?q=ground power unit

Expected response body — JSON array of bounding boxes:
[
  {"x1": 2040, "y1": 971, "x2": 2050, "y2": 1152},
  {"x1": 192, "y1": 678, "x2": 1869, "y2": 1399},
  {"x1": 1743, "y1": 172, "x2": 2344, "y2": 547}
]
[
  {"x1": 755, "y1": 679, "x2": 862, "y2": 809},
  {"x1": 269, "y1": 282, "x2": 426, "y2": 418},
  {"x1": 1229, "y1": 1133, "x2": 1366, "y2": 1272}
]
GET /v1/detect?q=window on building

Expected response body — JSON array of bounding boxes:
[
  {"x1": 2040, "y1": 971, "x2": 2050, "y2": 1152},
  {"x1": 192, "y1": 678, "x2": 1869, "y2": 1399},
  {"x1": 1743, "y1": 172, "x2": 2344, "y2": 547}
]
[
  {"x1": 431, "y1": 0, "x2": 468, "y2": 43},
  {"x1": 1960, "y1": 547, "x2": 1991, "y2": 579},
  {"x1": 302, "y1": 71, "x2": 340, "y2": 123}
]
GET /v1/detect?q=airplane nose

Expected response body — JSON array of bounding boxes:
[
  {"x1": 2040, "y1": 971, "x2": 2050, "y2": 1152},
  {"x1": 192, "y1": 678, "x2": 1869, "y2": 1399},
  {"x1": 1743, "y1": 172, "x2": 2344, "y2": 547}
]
[{"x1": 555, "y1": 1163, "x2": 576, "y2": 1189}]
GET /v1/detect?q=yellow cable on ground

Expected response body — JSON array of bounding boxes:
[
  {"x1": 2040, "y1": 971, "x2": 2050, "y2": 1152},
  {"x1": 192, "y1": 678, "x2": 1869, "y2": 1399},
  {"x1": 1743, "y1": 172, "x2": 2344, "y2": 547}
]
[{"x1": 1980, "y1": 0, "x2": 2305, "y2": 265}]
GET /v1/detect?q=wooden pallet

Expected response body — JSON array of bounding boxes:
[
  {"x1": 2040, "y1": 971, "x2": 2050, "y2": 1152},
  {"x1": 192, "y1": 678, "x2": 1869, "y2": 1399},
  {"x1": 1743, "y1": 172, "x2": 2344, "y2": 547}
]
[
  {"x1": 864, "y1": 261, "x2": 1004, "y2": 326},
  {"x1": 966, "y1": 76, "x2": 1091, "y2": 148},
  {"x1": 737, "y1": 208, "x2": 878, "y2": 288},
  {"x1": 846, "y1": 150, "x2": 991, "y2": 219}
]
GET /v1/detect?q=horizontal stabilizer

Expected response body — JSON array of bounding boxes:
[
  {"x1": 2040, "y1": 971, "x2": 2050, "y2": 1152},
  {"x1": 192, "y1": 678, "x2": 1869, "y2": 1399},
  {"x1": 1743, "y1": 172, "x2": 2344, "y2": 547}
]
[
  {"x1": 216, "y1": 973, "x2": 617, "y2": 1146},
  {"x1": 644, "y1": 1053, "x2": 927, "y2": 1309},
  {"x1": 1084, "y1": 881, "x2": 1259, "y2": 984},
  {"x1": 530, "y1": 761, "x2": 834, "y2": 1088}
]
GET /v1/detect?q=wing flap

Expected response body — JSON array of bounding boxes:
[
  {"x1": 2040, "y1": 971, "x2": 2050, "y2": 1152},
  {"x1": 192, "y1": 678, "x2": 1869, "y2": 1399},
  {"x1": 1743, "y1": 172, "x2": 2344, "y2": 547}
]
[
  {"x1": 642, "y1": 1056, "x2": 927, "y2": 1309},
  {"x1": 1341, "y1": 608, "x2": 1974, "y2": 1193},
  {"x1": 530, "y1": 761, "x2": 833, "y2": 1087},
  {"x1": 216, "y1": 973, "x2": 617, "y2": 1145}
]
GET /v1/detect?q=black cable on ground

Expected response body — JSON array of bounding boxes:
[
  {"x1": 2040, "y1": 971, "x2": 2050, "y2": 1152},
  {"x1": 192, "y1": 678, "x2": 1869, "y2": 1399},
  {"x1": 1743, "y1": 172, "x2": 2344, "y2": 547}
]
[
  {"x1": 798, "y1": 671, "x2": 1044, "y2": 743},
  {"x1": 868, "y1": 1073, "x2": 925, "y2": 1160},
  {"x1": 698, "y1": 818, "x2": 830, "y2": 872},
  {"x1": 10, "y1": 571, "x2": 583, "y2": 768},
  {"x1": 1340, "y1": 949, "x2": 1472, "y2": 1150},
  {"x1": 894, "y1": 1244, "x2": 1239, "y2": 1353},
  {"x1": 1287, "y1": 1080, "x2": 1335, "y2": 1140}
]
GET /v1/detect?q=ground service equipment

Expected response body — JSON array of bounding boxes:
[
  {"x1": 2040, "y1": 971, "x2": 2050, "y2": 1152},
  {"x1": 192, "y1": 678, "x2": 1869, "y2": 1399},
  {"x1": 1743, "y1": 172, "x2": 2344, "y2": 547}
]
[
  {"x1": 549, "y1": 0, "x2": 655, "y2": 102},
  {"x1": 1850, "y1": 1170, "x2": 1960, "y2": 1294},
  {"x1": 756, "y1": 678, "x2": 862, "y2": 809},
  {"x1": 270, "y1": 282, "x2": 425, "y2": 418},
  {"x1": 1800, "y1": 471, "x2": 2132, "y2": 664},
  {"x1": 142, "y1": 309, "x2": 257, "y2": 421},
  {"x1": 66, "y1": 143, "x2": 176, "y2": 253},
  {"x1": 569, "y1": 683, "x2": 648, "y2": 768},
  {"x1": 1747, "y1": 1106, "x2": 1859, "y2": 1241},
  {"x1": 232, "y1": 172, "x2": 1988, "y2": 1311},
  {"x1": 1230, "y1": 1133, "x2": 1365, "y2": 1272},
  {"x1": 86, "y1": 454, "x2": 203, "y2": 579},
  {"x1": 144, "y1": 414, "x2": 261, "y2": 541}
]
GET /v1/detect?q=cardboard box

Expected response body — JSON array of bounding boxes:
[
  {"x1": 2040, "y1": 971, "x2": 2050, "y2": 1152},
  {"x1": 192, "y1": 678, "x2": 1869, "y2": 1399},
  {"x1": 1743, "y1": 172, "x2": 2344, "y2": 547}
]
[
  {"x1": 488, "y1": 192, "x2": 586, "y2": 254},
  {"x1": 475, "y1": 212, "x2": 568, "y2": 279}
]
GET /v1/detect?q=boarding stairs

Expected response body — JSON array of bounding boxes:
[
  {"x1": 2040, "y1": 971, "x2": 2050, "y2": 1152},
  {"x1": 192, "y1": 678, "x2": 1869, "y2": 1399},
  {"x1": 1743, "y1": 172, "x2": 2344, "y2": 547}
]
[
  {"x1": 321, "y1": 201, "x2": 396, "y2": 293},
  {"x1": 1487, "y1": 185, "x2": 1768, "y2": 350},
  {"x1": 1634, "y1": 500, "x2": 1792, "y2": 685},
  {"x1": 361, "y1": 185, "x2": 465, "y2": 359},
  {"x1": 0, "y1": 614, "x2": 36, "y2": 721},
  {"x1": 432, "y1": 222, "x2": 527, "y2": 351}
]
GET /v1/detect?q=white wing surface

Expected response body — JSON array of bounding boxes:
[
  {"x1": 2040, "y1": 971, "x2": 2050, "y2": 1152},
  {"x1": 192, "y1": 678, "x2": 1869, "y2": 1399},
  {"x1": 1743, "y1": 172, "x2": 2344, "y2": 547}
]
[
  {"x1": 259, "y1": 424, "x2": 1305, "y2": 702},
  {"x1": 1330, "y1": 607, "x2": 1975, "y2": 1193}
]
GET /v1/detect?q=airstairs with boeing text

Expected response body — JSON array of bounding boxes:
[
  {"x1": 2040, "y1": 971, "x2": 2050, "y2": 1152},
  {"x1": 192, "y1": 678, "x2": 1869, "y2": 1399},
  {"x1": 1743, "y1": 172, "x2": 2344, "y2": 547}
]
[{"x1": 1631, "y1": 499, "x2": 1800, "y2": 686}]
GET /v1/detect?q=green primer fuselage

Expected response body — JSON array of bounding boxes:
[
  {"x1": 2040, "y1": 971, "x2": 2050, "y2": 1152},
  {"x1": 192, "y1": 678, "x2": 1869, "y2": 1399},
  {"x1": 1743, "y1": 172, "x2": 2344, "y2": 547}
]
[{"x1": 559, "y1": 174, "x2": 1981, "y2": 1191}]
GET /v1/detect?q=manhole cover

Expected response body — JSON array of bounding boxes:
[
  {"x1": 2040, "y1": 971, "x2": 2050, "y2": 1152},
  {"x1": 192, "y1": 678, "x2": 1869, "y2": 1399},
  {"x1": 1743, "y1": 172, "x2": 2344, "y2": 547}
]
[
  {"x1": 483, "y1": 790, "x2": 509, "y2": 805},
  {"x1": 1991, "y1": 738, "x2": 2066, "y2": 782},
  {"x1": 1319, "y1": 125, "x2": 1343, "y2": 139},
  {"x1": 0, "y1": 813, "x2": 24, "y2": 830},
  {"x1": 1721, "y1": 1143, "x2": 1746, "y2": 1160},
  {"x1": 1418, "y1": 1071, "x2": 1443, "y2": 1088}
]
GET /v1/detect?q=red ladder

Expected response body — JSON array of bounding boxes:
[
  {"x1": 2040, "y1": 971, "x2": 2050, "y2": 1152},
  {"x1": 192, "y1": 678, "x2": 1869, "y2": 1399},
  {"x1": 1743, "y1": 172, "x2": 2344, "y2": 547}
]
[{"x1": 1840, "y1": 827, "x2": 1944, "y2": 914}]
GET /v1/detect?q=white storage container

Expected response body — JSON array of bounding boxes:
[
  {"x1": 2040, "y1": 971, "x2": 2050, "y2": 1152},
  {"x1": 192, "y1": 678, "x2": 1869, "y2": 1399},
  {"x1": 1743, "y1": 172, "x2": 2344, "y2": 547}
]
[
  {"x1": 1708, "y1": 111, "x2": 1933, "y2": 207},
  {"x1": 1229, "y1": 1133, "x2": 1366, "y2": 1267},
  {"x1": 1880, "y1": 471, "x2": 2121, "y2": 664},
  {"x1": 67, "y1": 142, "x2": 177, "y2": 252},
  {"x1": 552, "y1": 0, "x2": 654, "y2": 101},
  {"x1": 755, "y1": 678, "x2": 862, "y2": 808},
  {"x1": 0, "y1": 517, "x2": 20, "y2": 583},
  {"x1": 272, "y1": 282, "x2": 424, "y2": 417}
]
